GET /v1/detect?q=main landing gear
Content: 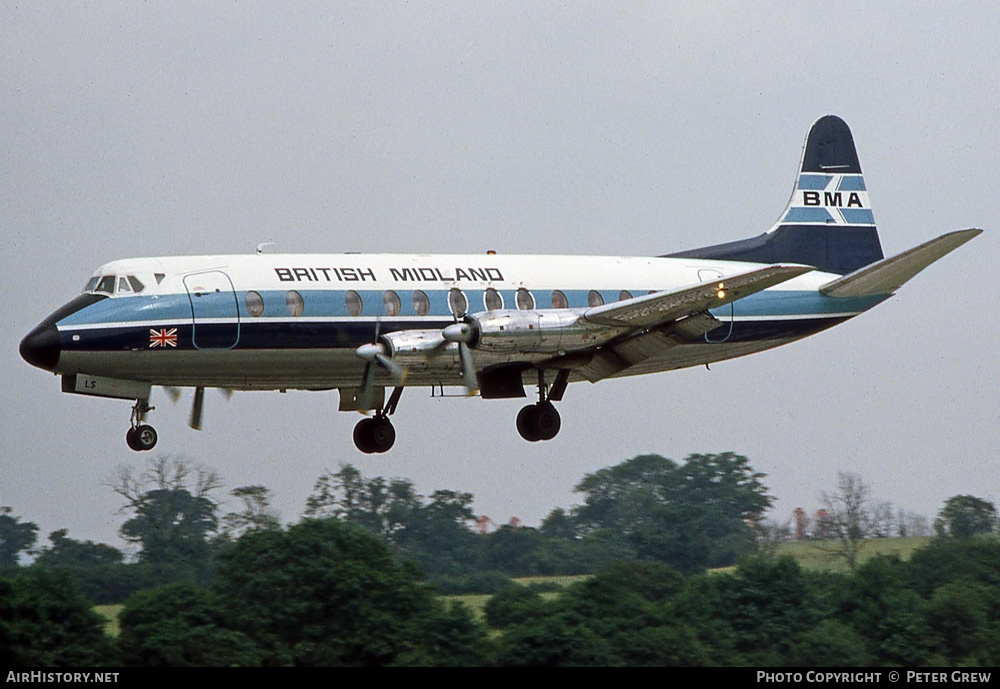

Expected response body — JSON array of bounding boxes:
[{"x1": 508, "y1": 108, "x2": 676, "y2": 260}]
[
  {"x1": 126, "y1": 399, "x2": 158, "y2": 452},
  {"x1": 516, "y1": 369, "x2": 569, "y2": 443},
  {"x1": 353, "y1": 386, "x2": 403, "y2": 454}
]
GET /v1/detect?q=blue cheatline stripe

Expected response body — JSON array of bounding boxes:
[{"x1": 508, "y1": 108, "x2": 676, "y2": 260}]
[
  {"x1": 837, "y1": 175, "x2": 867, "y2": 191},
  {"x1": 60, "y1": 315, "x2": 857, "y2": 355},
  {"x1": 839, "y1": 208, "x2": 876, "y2": 225},
  {"x1": 797, "y1": 174, "x2": 832, "y2": 190}
]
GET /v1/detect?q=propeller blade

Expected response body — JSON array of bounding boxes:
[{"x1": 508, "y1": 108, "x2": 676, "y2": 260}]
[
  {"x1": 458, "y1": 342, "x2": 478, "y2": 395},
  {"x1": 358, "y1": 362, "x2": 376, "y2": 411},
  {"x1": 189, "y1": 386, "x2": 205, "y2": 430}
]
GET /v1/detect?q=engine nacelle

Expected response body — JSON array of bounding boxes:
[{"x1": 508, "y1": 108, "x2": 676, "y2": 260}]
[
  {"x1": 464, "y1": 310, "x2": 616, "y2": 354},
  {"x1": 379, "y1": 329, "x2": 459, "y2": 369}
]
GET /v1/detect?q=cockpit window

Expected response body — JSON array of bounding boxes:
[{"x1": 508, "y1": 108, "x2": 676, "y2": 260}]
[
  {"x1": 95, "y1": 276, "x2": 115, "y2": 295},
  {"x1": 127, "y1": 276, "x2": 145, "y2": 293},
  {"x1": 84, "y1": 277, "x2": 99, "y2": 292}
]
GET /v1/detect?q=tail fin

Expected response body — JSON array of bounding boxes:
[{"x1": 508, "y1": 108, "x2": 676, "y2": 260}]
[{"x1": 667, "y1": 115, "x2": 885, "y2": 274}]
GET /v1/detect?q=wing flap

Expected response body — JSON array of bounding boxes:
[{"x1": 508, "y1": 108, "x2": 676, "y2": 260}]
[
  {"x1": 819, "y1": 228, "x2": 982, "y2": 298},
  {"x1": 583, "y1": 264, "x2": 814, "y2": 328}
]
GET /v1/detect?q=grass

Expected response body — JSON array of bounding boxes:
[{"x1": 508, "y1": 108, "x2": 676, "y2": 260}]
[
  {"x1": 94, "y1": 604, "x2": 122, "y2": 637},
  {"x1": 770, "y1": 536, "x2": 930, "y2": 573}
]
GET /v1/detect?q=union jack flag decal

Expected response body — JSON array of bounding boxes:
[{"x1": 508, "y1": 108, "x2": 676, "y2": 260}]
[{"x1": 149, "y1": 328, "x2": 178, "y2": 348}]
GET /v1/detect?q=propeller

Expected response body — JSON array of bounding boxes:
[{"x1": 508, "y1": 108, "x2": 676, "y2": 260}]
[
  {"x1": 190, "y1": 386, "x2": 205, "y2": 430},
  {"x1": 442, "y1": 322, "x2": 479, "y2": 395},
  {"x1": 161, "y1": 386, "x2": 232, "y2": 430},
  {"x1": 355, "y1": 321, "x2": 406, "y2": 411}
]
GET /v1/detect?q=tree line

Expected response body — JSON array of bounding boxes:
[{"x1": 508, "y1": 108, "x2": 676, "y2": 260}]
[{"x1": 1, "y1": 452, "x2": 997, "y2": 666}]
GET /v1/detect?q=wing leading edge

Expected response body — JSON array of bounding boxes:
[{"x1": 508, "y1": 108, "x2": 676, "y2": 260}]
[
  {"x1": 571, "y1": 263, "x2": 814, "y2": 382},
  {"x1": 583, "y1": 263, "x2": 815, "y2": 328}
]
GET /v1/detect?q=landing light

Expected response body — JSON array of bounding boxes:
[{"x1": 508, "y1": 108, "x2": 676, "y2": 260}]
[{"x1": 717, "y1": 283, "x2": 726, "y2": 299}]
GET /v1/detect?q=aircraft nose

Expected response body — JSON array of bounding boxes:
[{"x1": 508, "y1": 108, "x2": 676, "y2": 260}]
[{"x1": 20, "y1": 321, "x2": 61, "y2": 371}]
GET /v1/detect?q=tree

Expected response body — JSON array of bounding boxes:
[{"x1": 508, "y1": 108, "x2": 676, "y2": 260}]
[
  {"x1": 0, "y1": 506, "x2": 38, "y2": 569},
  {"x1": 33, "y1": 529, "x2": 139, "y2": 604},
  {"x1": 117, "y1": 584, "x2": 262, "y2": 666},
  {"x1": 817, "y1": 472, "x2": 892, "y2": 570},
  {"x1": 570, "y1": 453, "x2": 773, "y2": 572},
  {"x1": 934, "y1": 495, "x2": 998, "y2": 539},
  {"x1": 106, "y1": 456, "x2": 223, "y2": 585},
  {"x1": 0, "y1": 568, "x2": 115, "y2": 666},
  {"x1": 215, "y1": 518, "x2": 479, "y2": 666},
  {"x1": 219, "y1": 485, "x2": 281, "y2": 540}
]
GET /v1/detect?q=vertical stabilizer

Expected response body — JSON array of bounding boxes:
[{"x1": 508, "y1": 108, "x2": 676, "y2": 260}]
[{"x1": 668, "y1": 116, "x2": 885, "y2": 274}]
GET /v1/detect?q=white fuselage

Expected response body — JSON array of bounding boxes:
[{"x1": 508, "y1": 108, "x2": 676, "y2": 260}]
[{"x1": 47, "y1": 252, "x2": 881, "y2": 392}]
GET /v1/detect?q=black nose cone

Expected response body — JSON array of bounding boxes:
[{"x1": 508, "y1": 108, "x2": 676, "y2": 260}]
[{"x1": 20, "y1": 321, "x2": 61, "y2": 371}]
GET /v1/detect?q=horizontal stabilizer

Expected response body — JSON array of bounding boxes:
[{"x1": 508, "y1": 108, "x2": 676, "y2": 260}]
[
  {"x1": 584, "y1": 264, "x2": 814, "y2": 328},
  {"x1": 819, "y1": 229, "x2": 982, "y2": 298}
]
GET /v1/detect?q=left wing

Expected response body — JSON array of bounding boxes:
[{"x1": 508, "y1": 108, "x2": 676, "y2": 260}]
[{"x1": 583, "y1": 263, "x2": 815, "y2": 329}]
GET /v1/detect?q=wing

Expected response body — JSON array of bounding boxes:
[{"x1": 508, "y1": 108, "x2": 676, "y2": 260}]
[
  {"x1": 562, "y1": 263, "x2": 813, "y2": 382},
  {"x1": 583, "y1": 263, "x2": 815, "y2": 328}
]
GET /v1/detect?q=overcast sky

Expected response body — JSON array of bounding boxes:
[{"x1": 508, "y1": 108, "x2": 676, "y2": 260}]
[{"x1": 2, "y1": 2, "x2": 997, "y2": 551}]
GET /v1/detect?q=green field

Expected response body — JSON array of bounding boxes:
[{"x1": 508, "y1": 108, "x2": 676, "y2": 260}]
[{"x1": 769, "y1": 536, "x2": 930, "y2": 573}]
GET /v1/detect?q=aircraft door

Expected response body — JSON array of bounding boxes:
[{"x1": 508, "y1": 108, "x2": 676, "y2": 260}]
[
  {"x1": 184, "y1": 270, "x2": 240, "y2": 349},
  {"x1": 698, "y1": 269, "x2": 733, "y2": 343}
]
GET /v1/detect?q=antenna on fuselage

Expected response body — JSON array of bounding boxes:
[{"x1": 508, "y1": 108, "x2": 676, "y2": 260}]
[{"x1": 256, "y1": 242, "x2": 274, "y2": 254}]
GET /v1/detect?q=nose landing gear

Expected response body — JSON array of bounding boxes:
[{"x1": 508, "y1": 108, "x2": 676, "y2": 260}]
[{"x1": 126, "y1": 399, "x2": 158, "y2": 452}]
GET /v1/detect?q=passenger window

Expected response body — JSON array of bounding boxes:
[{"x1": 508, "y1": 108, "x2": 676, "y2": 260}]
[
  {"x1": 412, "y1": 290, "x2": 430, "y2": 316},
  {"x1": 383, "y1": 290, "x2": 401, "y2": 316},
  {"x1": 516, "y1": 288, "x2": 534, "y2": 310},
  {"x1": 246, "y1": 291, "x2": 264, "y2": 317},
  {"x1": 127, "y1": 276, "x2": 145, "y2": 293},
  {"x1": 345, "y1": 290, "x2": 363, "y2": 317},
  {"x1": 484, "y1": 287, "x2": 502, "y2": 311},
  {"x1": 449, "y1": 288, "x2": 468, "y2": 318},
  {"x1": 551, "y1": 290, "x2": 568, "y2": 309},
  {"x1": 286, "y1": 290, "x2": 304, "y2": 317},
  {"x1": 588, "y1": 290, "x2": 604, "y2": 307},
  {"x1": 618, "y1": 290, "x2": 633, "y2": 301}
]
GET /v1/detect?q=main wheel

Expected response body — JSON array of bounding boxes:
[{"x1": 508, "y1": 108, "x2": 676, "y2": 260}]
[
  {"x1": 534, "y1": 401, "x2": 561, "y2": 441},
  {"x1": 354, "y1": 417, "x2": 396, "y2": 454},
  {"x1": 370, "y1": 417, "x2": 396, "y2": 453},
  {"x1": 516, "y1": 404, "x2": 542, "y2": 442},
  {"x1": 353, "y1": 417, "x2": 378, "y2": 453}
]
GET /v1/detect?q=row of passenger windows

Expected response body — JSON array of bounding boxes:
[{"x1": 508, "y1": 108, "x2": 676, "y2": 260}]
[{"x1": 245, "y1": 288, "x2": 641, "y2": 318}]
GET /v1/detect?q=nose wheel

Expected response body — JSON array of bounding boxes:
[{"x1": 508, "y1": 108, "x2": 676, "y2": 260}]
[
  {"x1": 126, "y1": 399, "x2": 158, "y2": 452},
  {"x1": 126, "y1": 424, "x2": 158, "y2": 452}
]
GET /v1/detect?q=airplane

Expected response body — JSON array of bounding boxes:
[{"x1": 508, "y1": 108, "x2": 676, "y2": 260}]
[{"x1": 19, "y1": 115, "x2": 981, "y2": 454}]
